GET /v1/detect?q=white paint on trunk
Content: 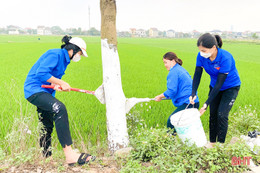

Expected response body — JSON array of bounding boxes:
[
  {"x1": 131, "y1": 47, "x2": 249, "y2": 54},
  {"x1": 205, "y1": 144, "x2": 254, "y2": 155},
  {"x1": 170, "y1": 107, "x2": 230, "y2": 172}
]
[{"x1": 101, "y1": 39, "x2": 129, "y2": 151}]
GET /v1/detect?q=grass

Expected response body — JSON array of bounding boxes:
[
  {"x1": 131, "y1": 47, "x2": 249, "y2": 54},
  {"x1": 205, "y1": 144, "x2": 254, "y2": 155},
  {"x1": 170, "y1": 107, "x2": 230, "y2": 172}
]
[
  {"x1": 120, "y1": 127, "x2": 259, "y2": 173},
  {"x1": 0, "y1": 35, "x2": 259, "y2": 170}
]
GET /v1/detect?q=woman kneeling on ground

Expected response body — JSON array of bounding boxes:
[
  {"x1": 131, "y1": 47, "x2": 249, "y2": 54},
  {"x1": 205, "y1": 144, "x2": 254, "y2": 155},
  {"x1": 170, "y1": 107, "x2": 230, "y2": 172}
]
[
  {"x1": 190, "y1": 33, "x2": 241, "y2": 147},
  {"x1": 24, "y1": 35, "x2": 95, "y2": 166},
  {"x1": 154, "y1": 52, "x2": 199, "y2": 133}
]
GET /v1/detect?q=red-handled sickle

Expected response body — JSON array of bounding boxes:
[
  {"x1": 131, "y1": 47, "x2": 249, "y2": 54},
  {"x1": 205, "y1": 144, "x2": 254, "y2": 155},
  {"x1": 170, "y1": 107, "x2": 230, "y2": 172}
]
[
  {"x1": 41, "y1": 85, "x2": 171, "y2": 113},
  {"x1": 41, "y1": 85, "x2": 95, "y2": 94},
  {"x1": 41, "y1": 84, "x2": 105, "y2": 104}
]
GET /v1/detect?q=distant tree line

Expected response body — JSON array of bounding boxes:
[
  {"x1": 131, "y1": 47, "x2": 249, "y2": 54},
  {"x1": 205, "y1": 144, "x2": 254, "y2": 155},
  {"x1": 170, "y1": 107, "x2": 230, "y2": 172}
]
[
  {"x1": 0, "y1": 25, "x2": 101, "y2": 36},
  {"x1": 50, "y1": 26, "x2": 101, "y2": 36},
  {"x1": 0, "y1": 25, "x2": 259, "y2": 39}
]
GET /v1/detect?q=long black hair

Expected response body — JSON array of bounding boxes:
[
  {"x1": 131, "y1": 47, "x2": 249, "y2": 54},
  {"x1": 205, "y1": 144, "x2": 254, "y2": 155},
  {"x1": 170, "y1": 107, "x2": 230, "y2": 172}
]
[
  {"x1": 61, "y1": 35, "x2": 81, "y2": 58},
  {"x1": 197, "y1": 33, "x2": 223, "y2": 48},
  {"x1": 163, "y1": 52, "x2": 183, "y2": 66}
]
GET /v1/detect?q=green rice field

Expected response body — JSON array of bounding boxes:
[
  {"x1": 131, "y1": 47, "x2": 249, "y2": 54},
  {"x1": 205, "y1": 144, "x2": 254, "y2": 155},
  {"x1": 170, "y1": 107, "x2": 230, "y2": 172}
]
[{"x1": 0, "y1": 35, "x2": 259, "y2": 151}]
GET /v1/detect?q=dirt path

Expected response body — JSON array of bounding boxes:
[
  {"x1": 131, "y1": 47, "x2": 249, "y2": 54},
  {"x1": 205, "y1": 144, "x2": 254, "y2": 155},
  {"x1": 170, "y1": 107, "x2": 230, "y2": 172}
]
[{"x1": 0, "y1": 157, "x2": 119, "y2": 173}]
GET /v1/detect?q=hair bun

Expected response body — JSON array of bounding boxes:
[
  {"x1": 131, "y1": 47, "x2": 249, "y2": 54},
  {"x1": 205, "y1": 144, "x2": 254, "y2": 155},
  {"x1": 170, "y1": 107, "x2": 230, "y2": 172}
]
[
  {"x1": 62, "y1": 35, "x2": 72, "y2": 44},
  {"x1": 61, "y1": 35, "x2": 72, "y2": 48}
]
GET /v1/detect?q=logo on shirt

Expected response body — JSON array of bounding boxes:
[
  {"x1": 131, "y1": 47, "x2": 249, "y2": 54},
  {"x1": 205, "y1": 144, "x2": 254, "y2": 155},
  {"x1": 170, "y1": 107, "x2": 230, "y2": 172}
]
[{"x1": 214, "y1": 64, "x2": 220, "y2": 70}]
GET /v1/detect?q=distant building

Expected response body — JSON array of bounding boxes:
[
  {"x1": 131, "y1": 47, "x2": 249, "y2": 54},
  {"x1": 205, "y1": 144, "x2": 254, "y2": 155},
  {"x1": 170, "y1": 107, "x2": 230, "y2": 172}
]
[
  {"x1": 117, "y1": 31, "x2": 131, "y2": 37},
  {"x1": 242, "y1": 31, "x2": 252, "y2": 38},
  {"x1": 236, "y1": 32, "x2": 243, "y2": 39},
  {"x1": 37, "y1": 26, "x2": 45, "y2": 35},
  {"x1": 44, "y1": 27, "x2": 52, "y2": 35},
  {"x1": 191, "y1": 30, "x2": 201, "y2": 38},
  {"x1": 7, "y1": 25, "x2": 20, "y2": 35},
  {"x1": 136, "y1": 29, "x2": 146, "y2": 37},
  {"x1": 166, "y1": 30, "x2": 175, "y2": 38},
  {"x1": 221, "y1": 31, "x2": 234, "y2": 39},
  {"x1": 130, "y1": 28, "x2": 136, "y2": 37},
  {"x1": 24, "y1": 28, "x2": 33, "y2": 35},
  {"x1": 37, "y1": 26, "x2": 52, "y2": 35},
  {"x1": 149, "y1": 28, "x2": 158, "y2": 37},
  {"x1": 175, "y1": 32, "x2": 184, "y2": 38},
  {"x1": 8, "y1": 30, "x2": 19, "y2": 35},
  {"x1": 210, "y1": 30, "x2": 222, "y2": 35}
]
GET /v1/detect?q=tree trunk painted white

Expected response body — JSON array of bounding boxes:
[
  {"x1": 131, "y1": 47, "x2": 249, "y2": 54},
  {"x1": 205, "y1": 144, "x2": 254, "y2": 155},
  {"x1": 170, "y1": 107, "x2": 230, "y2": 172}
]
[
  {"x1": 101, "y1": 39, "x2": 129, "y2": 151},
  {"x1": 100, "y1": 0, "x2": 129, "y2": 151}
]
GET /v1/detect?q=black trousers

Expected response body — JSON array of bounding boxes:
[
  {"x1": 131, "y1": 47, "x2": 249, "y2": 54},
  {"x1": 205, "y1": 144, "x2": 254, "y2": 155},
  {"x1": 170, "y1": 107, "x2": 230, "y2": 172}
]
[
  {"x1": 209, "y1": 86, "x2": 240, "y2": 143},
  {"x1": 27, "y1": 92, "x2": 73, "y2": 157}
]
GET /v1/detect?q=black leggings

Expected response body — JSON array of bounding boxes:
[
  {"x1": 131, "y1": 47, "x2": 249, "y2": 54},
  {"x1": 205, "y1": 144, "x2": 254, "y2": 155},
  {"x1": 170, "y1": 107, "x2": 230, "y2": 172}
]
[
  {"x1": 209, "y1": 86, "x2": 240, "y2": 143},
  {"x1": 27, "y1": 92, "x2": 72, "y2": 157}
]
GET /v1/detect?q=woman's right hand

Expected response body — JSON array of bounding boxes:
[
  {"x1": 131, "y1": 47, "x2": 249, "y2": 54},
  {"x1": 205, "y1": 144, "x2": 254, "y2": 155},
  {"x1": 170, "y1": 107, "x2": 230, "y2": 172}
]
[
  {"x1": 154, "y1": 95, "x2": 162, "y2": 102},
  {"x1": 59, "y1": 81, "x2": 71, "y2": 91},
  {"x1": 53, "y1": 84, "x2": 62, "y2": 91},
  {"x1": 47, "y1": 77, "x2": 71, "y2": 91},
  {"x1": 154, "y1": 93, "x2": 165, "y2": 102},
  {"x1": 189, "y1": 96, "x2": 197, "y2": 105}
]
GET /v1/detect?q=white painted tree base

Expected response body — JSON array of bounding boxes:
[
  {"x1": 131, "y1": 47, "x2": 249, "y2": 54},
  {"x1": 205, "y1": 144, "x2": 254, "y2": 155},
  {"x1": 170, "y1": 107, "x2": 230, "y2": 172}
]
[{"x1": 101, "y1": 39, "x2": 129, "y2": 151}]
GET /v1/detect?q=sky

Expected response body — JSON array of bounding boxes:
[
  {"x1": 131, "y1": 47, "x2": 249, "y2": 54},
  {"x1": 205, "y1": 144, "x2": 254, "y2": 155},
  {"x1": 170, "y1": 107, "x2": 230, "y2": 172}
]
[{"x1": 0, "y1": 0, "x2": 260, "y2": 32}]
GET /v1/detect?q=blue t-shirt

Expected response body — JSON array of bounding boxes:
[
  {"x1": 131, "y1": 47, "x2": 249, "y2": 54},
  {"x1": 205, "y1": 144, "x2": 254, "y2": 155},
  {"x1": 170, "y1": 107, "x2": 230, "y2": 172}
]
[
  {"x1": 24, "y1": 48, "x2": 71, "y2": 99},
  {"x1": 164, "y1": 64, "x2": 199, "y2": 107},
  {"x1": 196, "y1": 48, "x2": 241, "y2": 90}
]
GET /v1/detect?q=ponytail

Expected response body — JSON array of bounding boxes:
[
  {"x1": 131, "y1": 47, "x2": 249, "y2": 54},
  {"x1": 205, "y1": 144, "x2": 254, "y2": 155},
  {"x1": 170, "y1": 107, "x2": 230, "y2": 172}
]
[
  {"x1": 214, "y1": 35, "x2": 223, "y2": 48},
  {"x1": 163, "y1": 52, "x2": 183, "y2": 66},
  {"x1": 176, "y1": 58, "x2": 183, "y2": 66},
  {"x1": 197, "y1": 33, "x2": 223, "y2": 48},
  {"x1": 61, "y1": 35, "x2": 72, "y2": 48}
]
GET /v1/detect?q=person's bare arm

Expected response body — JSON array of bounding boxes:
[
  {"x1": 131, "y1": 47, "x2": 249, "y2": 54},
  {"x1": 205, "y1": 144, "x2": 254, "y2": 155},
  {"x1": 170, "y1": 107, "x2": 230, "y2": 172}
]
[{"x1": 47, "y1": 76, "x2": 71, "y2": 91}]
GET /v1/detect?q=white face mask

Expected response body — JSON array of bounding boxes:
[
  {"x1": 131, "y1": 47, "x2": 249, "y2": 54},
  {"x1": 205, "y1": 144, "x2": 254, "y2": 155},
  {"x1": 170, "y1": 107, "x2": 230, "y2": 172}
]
[
  {"x1": 72, "y1": 53, "x2": 81, "y2": 62},
  {"x1": 200, "y1": 51, "x2": 212, "y2": 58}
]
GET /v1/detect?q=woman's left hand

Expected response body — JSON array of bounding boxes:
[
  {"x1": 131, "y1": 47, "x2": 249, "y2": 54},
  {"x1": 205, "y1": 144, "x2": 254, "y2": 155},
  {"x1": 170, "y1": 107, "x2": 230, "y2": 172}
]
[{"x1": 199, "y1": 103, "x2": 208, "y2": 116}]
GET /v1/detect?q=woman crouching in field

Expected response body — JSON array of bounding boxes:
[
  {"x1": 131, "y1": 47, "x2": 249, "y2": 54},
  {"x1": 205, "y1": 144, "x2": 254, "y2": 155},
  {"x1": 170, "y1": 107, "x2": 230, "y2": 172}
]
[
  {"x1": 24, "y1": 35, "x2": 95, "y2": 166},
  {"x1": 190, "y1": 33, "x2": 241, "y2": 147},
  {"x1": 154, "y1": 52, "x2": 199, "y2": 133}
]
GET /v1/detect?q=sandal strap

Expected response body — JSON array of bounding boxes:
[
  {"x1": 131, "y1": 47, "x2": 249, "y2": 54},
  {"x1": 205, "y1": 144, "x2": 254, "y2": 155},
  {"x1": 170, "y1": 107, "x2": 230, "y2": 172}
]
[{"x1": 78, "y1": 153, "x2": 92, "y2": 165}]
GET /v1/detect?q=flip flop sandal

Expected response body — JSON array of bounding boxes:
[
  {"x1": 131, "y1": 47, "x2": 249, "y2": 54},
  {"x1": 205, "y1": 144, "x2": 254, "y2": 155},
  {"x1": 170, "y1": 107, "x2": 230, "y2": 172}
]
[{"x1": 68, "y1": 153, "x2": 96, "y2": 166}]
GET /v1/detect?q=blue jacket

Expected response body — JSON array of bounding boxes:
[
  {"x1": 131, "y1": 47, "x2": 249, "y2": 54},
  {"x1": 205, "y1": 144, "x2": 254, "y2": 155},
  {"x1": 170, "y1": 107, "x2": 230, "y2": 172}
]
[
  {"x1": 164, "y1": 64, "x2": 199, "y2": 107},
  {"x1": 24, "y1": 48, "x2": 70, "y2": 99},
  {"x1": 196, "y1": 48, "x2": 241, "y2": 90}
]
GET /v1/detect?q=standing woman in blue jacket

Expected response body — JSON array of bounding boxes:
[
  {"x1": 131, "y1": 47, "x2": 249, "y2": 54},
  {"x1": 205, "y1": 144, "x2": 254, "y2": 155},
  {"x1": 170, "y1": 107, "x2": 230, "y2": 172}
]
[
  {"x1": 24, "y1": 36, "x2": 95, "y2": 166},
  {"x1": 155, "y1": 52, "x2": 199, "y2": 131},
  {"x1": 190, "y1": 33, "x2": 241, "y2": 146}
]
